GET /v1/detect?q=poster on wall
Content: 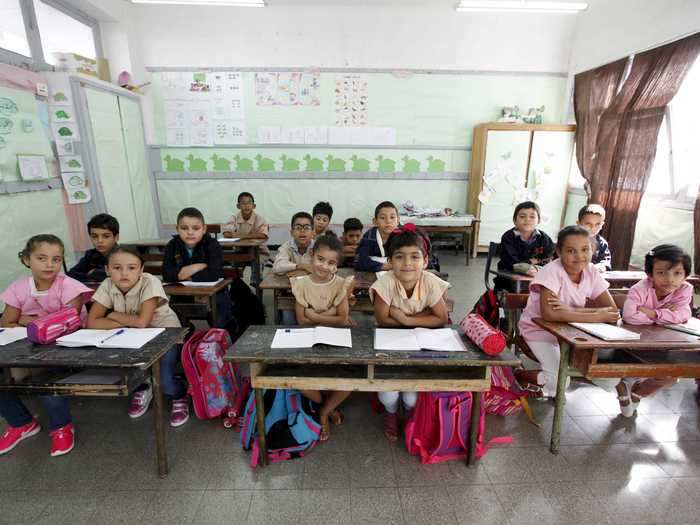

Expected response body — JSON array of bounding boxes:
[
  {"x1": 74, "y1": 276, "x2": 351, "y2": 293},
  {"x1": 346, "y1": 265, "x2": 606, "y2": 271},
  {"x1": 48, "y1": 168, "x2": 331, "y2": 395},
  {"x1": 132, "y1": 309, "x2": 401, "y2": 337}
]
[
  {"x1": 334, "y1": 74, "x2": 368, "y2": 126},
  {"x1": 255, "y1": 72, "x2": 320, "y2": 106}
]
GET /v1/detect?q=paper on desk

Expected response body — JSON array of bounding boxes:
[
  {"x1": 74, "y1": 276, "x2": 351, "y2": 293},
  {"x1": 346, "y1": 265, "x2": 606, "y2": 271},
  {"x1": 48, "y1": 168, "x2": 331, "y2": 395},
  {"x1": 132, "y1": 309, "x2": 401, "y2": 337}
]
[
  {"x1": 666, "y1": 317, "x2": 700, "y2": 337},
  {"x1": 374, "y1": 328, "x2": 465, "y2": 352},
  {"x1": 569, "y1": 323, "x2": 640, "y2": 341},
  {"x1": 178, "y1": 278, "x2": 224, "y2": 287},
  {"x1": 57, "y1": 328, "x2": 165, "y2": 349},
  {"x1": 603, "y1": 271, "x2": 647, "y2": 279},
  {"x1": 218, "y1": 237, "x2": 240, "y2": 244},
  {"x1": 0, "y1": 327, "x2": 28, "y2": 346},
  {"x1": 271, "y1": 327, "x2": 352, "y2": 349}
]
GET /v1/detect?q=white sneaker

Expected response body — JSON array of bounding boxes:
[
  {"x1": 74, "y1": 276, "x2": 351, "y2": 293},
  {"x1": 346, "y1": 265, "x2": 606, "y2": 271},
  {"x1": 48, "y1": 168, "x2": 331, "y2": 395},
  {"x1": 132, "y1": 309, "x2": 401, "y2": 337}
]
[
  {"x1": 128, "y1": 383, "x2": 153, "y2": 419},
  {"x1": 618, "y1": 382, "x2": 640, "y2": 418}
]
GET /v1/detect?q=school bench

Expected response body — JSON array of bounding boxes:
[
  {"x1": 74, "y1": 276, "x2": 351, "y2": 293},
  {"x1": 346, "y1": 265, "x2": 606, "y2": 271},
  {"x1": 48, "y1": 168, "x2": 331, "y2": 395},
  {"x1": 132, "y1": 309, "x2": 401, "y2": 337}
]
[
  {"x1": 226, "y1": 325, "x2": 520, "y2": 467},
  {"x1": 0, "y1": 327, "x2": 188, "y2": 478}
]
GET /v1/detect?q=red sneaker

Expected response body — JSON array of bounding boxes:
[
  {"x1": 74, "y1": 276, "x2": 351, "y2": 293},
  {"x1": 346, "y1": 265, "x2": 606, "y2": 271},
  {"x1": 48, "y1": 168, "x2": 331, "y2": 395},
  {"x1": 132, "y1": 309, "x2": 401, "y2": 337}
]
[
  {"x1": 49, "y1": 423, "x2": 75, "y2": 457},
  {"x1": 0, "y1": 420, "x2": 41, "y2": 455}
]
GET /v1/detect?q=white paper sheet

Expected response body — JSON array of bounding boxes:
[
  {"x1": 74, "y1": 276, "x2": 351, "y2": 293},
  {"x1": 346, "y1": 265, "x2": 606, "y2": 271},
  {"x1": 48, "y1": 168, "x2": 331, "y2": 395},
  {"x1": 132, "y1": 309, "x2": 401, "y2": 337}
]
[
  {"x1": 57, "y1": 328, "x2": 165, "y2": 349},
  {"x1": 258, "y1": 126, "x2": 282, "y2": 144},
  {"x1": 304, "y1": 126, "x2": 328, "y2": 145},
  {"x1": 271, "y1": 327, "x2": 352, "y2": 349},
  {"x1": 569, "y1": 323, "x2": 641, "y2": 341},
  {"x1": 374, "y1": 328, "x2": 465, "y2": 352},
  {"x1": 665, "y1": 317, "x2": 700, "y2": 337},
  {"x1": 0, "y1": 327, "x2": 28, "y2": 346},
  {"x1": 17, "y1": 155, "x2": 50, "y2": 181}
]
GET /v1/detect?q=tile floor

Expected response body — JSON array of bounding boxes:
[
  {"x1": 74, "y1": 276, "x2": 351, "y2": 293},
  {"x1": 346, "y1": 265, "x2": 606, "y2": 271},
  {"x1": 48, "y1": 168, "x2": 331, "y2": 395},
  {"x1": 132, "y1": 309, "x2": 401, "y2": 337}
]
[{"x1": 1, "y1": 252, "x2": 699, "y2": 525}]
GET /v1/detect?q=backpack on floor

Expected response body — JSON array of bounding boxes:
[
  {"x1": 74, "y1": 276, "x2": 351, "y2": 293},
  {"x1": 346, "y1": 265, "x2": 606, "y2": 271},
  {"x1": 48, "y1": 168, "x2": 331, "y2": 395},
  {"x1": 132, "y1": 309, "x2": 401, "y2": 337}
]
[
  {"x1": 404, "y1": 391, "x2": 511, "y2": 464},
  {"x1": 181, "y1": 328, "x2": 243, "y2": 427},
  {"x1": 240, "y1": 389, "x2": 321, "y2": 468}
]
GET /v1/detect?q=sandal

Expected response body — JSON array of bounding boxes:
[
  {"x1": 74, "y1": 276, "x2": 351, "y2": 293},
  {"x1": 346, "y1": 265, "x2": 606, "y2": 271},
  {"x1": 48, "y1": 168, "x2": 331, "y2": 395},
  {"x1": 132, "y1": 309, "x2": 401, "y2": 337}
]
[
  {"x1": 328, "y1": 409, "x2": 344, "y2": 426},
  {"x1": 319, "y1": 417, "x2": 331, "y2": 442},
  {"x1": 617, "y1": 382, "x2": 640, "y2": 418},
  {"x1": 383, "y1": 412, "x2": 398, "y2": 442}
]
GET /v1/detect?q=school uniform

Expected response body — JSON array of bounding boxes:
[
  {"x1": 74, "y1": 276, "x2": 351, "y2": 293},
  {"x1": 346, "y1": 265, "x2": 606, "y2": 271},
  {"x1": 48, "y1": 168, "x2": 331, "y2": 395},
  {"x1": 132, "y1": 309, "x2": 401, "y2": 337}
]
[
  {"x1": 92, "y1": 273, "x2": 185, "y2": 398},
  {"x1": 221, "y1": 211, "x2": 270, "y2": 257},
  {"x1": 354, "y1": 227, "x2": 388, "y2": 272},
  {"x1": 162, "y1": 234, "x2": 234, "y2": 332},
  {"x1": 67, "y1": 248, "x2": 108, "y2": 283},
  {"x1": 291, "y1": 274, "x2": 354, "y2": 314},
  {"x1": 623, "y1": 277, "x2": 692, "y2": 325},
  {"x1": 518, "y1": 259, "x2": 610, "y2": 397},
  {"x1": 591, "y1": 233, "x2": 612, "y2": 271},
  {"x1": 272, "y1": 239, "x2": 314, "y2": 275},
  {"x1": 495, "y1": 228, "x2": 555, "y2": 291},
  {"x1": 369, "y1": 270, "x2": 449, "y2": 412}
]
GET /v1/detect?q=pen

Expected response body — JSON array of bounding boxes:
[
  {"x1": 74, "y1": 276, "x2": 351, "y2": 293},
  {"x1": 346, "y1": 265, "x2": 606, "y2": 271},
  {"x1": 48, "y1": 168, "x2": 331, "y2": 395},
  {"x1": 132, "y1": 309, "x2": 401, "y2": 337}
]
[
  {"x1": 0, "y1": 329, "x2": 4, "y2": 334},
  {"x1": 100, "y1": 329, "x2": 125, "y2": 345}
]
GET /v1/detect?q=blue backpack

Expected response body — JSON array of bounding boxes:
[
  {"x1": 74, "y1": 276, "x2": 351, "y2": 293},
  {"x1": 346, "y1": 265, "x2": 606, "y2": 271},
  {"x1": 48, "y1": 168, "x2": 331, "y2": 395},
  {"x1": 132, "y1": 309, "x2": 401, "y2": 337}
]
[{"x1": 240, "y1": 389, "x2": 321, "y2": 468}]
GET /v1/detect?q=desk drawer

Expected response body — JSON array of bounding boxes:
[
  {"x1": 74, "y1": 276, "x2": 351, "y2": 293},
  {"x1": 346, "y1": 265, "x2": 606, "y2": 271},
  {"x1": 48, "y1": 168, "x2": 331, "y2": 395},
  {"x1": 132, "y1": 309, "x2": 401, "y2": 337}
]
[
  {"x1": 578, "y1": 348, "x2": 700, "y2": 379},
  {"x1": 251, "y1": 363, "x2": 490, "y2": 392},
  {"x1": 0, "y1": 368, "x2": 147, "y2": 397}
]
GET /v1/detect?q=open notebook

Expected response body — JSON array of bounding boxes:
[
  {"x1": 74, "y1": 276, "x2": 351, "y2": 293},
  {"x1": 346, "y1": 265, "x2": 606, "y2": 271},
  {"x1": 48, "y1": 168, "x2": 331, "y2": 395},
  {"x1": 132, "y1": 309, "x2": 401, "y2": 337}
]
[
  {"x1": 218, "y1": 237, "x2": 240, "y2": 244},
  {"x1": 176, "y1": 278, "x2": 224, "y2": 287},
  {"x1": 374, "y1": 328, "x2": 466, "y2": 352},
  {"x1": 271, "y1": 327, "x2": 352, "y2": 349},
  {"x1": 665, "y1": 317, "x2": 700, "y2": 337},
  {"x1": 569, "y1": 323, "x2": 640, "y2": 341},
  {"x1": 56, "y1": 328, "x2": 165, "y2": 349},
  {"x1": 0, "y1": 327, "x2": 28, "y2": 346}
]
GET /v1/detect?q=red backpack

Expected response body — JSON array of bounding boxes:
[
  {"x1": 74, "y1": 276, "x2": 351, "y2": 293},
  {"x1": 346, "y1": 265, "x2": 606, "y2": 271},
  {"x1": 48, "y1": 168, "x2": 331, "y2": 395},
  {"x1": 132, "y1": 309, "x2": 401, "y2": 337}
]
[{"x1": 181, "y1": 328, "x2": 245, "y2": 427}]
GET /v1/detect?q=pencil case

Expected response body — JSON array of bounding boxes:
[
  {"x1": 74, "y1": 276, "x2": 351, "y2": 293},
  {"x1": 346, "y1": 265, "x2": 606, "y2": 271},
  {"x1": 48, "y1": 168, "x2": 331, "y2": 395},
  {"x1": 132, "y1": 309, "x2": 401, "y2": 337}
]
[
  {"x1": 460, "y1": 313, "x2": 506, "y2": 356},
  {"x1": 27, "y1": 307, "x2": 81, "y2": 344}
]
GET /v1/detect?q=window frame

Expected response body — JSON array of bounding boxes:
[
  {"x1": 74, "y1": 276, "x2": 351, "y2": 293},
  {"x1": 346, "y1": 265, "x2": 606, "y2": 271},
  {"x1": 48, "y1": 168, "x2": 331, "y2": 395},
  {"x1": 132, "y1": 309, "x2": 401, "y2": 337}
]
[{"x1": 0, "y1": 0, "x2": 102, "y2": 72}]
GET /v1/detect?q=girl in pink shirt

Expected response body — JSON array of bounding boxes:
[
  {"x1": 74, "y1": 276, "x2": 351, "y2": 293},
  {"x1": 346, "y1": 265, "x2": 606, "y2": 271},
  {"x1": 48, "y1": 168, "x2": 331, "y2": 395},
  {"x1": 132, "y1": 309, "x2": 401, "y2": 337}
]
[
  {"x1": 0, "y1": 235, "x2": 91, "y2": 458},
  {"x1": 518, "y1": 225, "x2": 619, "y2": 398},
  {"x1": 619, "y1": 244, "x2": 692, "y2": 416}
]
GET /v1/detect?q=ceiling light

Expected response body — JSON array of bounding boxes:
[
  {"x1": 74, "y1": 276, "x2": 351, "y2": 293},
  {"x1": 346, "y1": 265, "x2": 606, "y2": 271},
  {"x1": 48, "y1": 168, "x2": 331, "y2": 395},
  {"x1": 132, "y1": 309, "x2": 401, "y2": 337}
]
[
  {"x1": 131, "y1": 0, "x2": 265, "y2": 6},
  {"x1": 456, "y1": 1, "x2": 587, "y2": 13}
]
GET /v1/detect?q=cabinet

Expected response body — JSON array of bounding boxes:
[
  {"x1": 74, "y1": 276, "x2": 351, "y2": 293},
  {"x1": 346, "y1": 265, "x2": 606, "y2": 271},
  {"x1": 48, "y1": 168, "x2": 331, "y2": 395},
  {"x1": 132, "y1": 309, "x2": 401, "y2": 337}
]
[{"x1": 467, "y1": 123, "x2": 576, "y2": 252}]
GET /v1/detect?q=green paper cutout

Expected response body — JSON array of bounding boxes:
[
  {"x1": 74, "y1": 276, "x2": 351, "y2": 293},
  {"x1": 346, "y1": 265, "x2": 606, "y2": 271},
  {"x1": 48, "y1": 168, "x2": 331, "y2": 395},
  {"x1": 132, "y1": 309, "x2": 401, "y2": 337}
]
[
  {"x1": 163, "y1": 154, "x2": 184, "y2": 172},
  {"x1": 54, "y1": 109, "x2": 71, "y2": 120},
  {"x1": 73, "y1": 190, "x2": 87, "y2": 199},
  {"x1": 211, "y1": 154, "x2": 231, "y2": 171},
  {"x1": 402, "y1": 156, "x2": 420, "y2": 173},
  {"x1": 0, "y1": 98, "x2": 18, "y2": 114},
  {"x1": 350, "y1": 155, "x2": 370, "y2": 172},
  {"x1": 57, "y1": 126, "x2": 72, "y2": 137},
  {"x1": 67, "y1": 159, "x2": 81, "y2": 168},
  {"x1": 21, "y1": 119, "x2": 33, "y2": 133},
  {"x1": 426, "y1": 156, "x2": 445, "y2": 172},
  {"x1": 68, "y1": 175, "x2": 82, "y2": 185},
  {"x1": 255, "y1": 154, "x2": 276, "y2": 172},
  {"x1": 186, "y1": 154, "x2": 207, "y2": 172},
  {"x1": 303, "y1": 154, "x2": 324, "y2": 172},
  {"x1": 233, "y1": 155, "x2": 254, "y2": 171},
  {"x1": 326, "y1": 155, "x2": 346, "y2": 172},
  {"x1": 53, "y1": 92, "x2": 68, "y2": 102},
  {"x1": 0, "y1": 118, "x2": 13, "y2": 134},
  {"x1": 280, "y1": 155, "x2": 300, "y2": 171},
  {"x1": 376, "y1": 155, "x2": 396, "y2": 173}
]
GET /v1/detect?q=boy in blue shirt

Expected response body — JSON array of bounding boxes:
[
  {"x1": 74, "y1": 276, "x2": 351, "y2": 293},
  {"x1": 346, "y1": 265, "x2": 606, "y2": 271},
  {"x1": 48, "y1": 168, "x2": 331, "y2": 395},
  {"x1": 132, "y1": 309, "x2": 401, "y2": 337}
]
[{"x1": 68, "y1": 213, "x2": 119, "y2": 283}]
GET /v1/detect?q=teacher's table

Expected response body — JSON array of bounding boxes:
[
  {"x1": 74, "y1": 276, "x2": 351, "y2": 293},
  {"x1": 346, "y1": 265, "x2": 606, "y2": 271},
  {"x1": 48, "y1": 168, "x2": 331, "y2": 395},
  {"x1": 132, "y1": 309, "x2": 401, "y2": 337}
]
[
  {"x1": 0, "y1": 327, "x2": 187, "y2": 478},
  {"x1": 532, "y1": 319, "x2": 700, "y2": 455},
  {"x1": 226, "y1": 325, "x2": 520, "y2": 467}
]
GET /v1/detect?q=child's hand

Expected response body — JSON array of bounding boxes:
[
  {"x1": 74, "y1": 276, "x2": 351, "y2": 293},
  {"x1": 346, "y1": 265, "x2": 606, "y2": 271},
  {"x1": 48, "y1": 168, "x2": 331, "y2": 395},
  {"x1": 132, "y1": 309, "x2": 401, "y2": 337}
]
[
  {"x1": 304, "y1": 308, "x2": 321, "y2": 322},
  {"x1": 287, "y1": 269, "x2": 308, "y2": 278},
  {"x1": 526, "y1": 266, "x2": 537, "y2": 277},
  {"x1": 222, "y1": 231, "x2": 235, "y2": 238},
  {"x1": 599, "y1": 307, "x2": 621, "y2": 324},
  {"x1": 296, "y1": 262, "x2": 313, "y2": 274},
  {"x1": 389, "y1": 306, "x2": 407, "y2": 324},
  {"x1": 546, "y1": 295, "x2": 569, "y2": 311},
  {"x1": 660, "y1": 304, "x2": 676, "y2": 311},
  {"x1": 348, "y1": 294, "x2": 357, "y2": 307},
  {"x1": 639, "y1": 306, "x2": 658, "y2": 319},
  {"x1": 344, "y1": 316, "x2": 357, "y2": 327},
  {"x1": 17, "y1": 315, "x2": 38, "y2": 326}
]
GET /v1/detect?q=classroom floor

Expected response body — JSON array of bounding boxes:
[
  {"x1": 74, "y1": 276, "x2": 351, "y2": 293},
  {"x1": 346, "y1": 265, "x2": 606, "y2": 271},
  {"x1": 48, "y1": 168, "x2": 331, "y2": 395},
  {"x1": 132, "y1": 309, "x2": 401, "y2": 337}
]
[{"x1": 2, "y1": 252, "x2": 700, "y2": 525}]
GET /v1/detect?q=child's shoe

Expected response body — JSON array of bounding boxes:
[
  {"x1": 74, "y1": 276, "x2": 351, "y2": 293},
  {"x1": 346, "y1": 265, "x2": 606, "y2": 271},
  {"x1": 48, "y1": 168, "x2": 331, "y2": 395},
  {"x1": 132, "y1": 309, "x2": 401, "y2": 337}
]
[
  {"x1": 0, "y1": 419, "x2": 40, "y2": 455},
  {"x1": 128, "y1": 382, "x2": 153, "y2": 419},
  {"x1": 617, "y1": 382, "x2": 640, "y2": 418},
  {"x1": 383, "y1": 412, "x2": 399, "y2": 442},
  {"x1": 170, "y1": 398, "x2": 190, "y2": 427},
  {"x1": 49, "y1": 423, "x2": 75, "y2": 457}
]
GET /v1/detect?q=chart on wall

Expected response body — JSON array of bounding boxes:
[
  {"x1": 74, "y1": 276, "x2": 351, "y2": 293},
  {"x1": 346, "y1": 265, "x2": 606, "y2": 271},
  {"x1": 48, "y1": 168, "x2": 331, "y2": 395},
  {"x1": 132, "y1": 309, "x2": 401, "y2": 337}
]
[{"x1": 0, "y1": 86, "x2": 54, "y2": 183}]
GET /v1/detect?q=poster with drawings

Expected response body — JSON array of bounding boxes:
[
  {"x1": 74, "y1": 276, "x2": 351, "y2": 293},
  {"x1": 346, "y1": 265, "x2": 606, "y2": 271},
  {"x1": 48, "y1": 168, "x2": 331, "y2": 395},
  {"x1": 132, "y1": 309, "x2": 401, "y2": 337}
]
[
  {"x1": 214, "y1": 120, "x2": 246, "y2": 145},
  {"x1": 334, "y1": 74, "x2": 368, "y2": 126},
  {"x1": 254, "y1": 72, "x2": 320, "y2": 106}
]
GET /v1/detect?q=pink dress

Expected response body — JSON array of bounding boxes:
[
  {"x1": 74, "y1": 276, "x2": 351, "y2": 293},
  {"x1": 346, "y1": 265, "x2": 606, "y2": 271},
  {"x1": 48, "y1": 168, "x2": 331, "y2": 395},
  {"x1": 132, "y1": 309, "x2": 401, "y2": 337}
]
[
  {"x1": 0, "y1": 274, "x2": 93, "y2": 322},
  {"x1": 518, "y1": 259, "x2": 610, "y2": 344},
  {"x1": 622, "y1": 277, "x2": 692, "y2": 325}
]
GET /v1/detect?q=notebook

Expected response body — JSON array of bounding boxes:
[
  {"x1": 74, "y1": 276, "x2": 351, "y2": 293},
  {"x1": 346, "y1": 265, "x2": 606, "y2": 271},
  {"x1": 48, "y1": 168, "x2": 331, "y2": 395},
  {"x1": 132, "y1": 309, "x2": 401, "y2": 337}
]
[
  {"x1": 666, "y1": 317, "x2": 700, "y2": 337},
  {"x1": 0, "y1": 327, "x2": 28, "y2": 346},
  {"x1": 218, "y1": 237, "x2": 240, "y2": 244},
  {"x1": 271, "y1": 327, "x2": 352, "y2": 349},
  {"x1": 569, "y1": 323, "x2": 641, "y2": 341},
  {"x1": 374, "y1": 328, "x2": 466, "y2": 352},
  {"x1": 602, "y1": 271, "x2": 647, "y2": 280},
  {"x1": 177, "y1": 278, "x2": 224, "y2": 287},
  {"x1": 56, "y1": 328, "x2": 165, "y2": 349}
]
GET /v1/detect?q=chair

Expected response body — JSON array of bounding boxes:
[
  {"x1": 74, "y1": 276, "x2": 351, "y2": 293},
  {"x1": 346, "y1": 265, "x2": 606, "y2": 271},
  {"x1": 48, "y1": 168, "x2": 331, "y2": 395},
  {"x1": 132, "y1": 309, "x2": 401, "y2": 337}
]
[{"x1": 484, "y1": 242, "x2": 501, "y2": 290}]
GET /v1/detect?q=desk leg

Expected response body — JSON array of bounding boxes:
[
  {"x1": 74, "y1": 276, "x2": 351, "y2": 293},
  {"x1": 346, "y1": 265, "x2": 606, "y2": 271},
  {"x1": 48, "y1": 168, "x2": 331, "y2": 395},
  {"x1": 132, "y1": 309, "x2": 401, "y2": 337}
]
[
  {"x1": 467, "y1": 390, "x2": 483, "y2": 467},
  {"x1": 515, "y1": 280, "x2": 523, "y2": 294},
  {"x1": 255, "y1": 388, "x2": 268, "y2": 467},
  {"x1": 273, "y1": 291, "x2": 281, "y2": 324},
  {"x1": 252, "y1": 247, "x2": 263, "y2": 300},
  {"x1": 550, "y1": 342, "x2": 570, "y2": 455},
  {"x1": 464, "y1": 229, "x2": 470, "y2": 266},
  {"x1": 152, "y1": 359, "x2": 168, "y2": 478}
]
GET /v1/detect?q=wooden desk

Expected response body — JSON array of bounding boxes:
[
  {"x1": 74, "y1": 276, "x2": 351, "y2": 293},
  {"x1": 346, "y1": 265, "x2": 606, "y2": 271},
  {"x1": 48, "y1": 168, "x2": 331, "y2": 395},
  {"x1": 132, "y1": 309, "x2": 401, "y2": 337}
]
[
  {"x1": 163, "y1": 278, "x2": 232, "y2": 326},
  {"x1": 399, "y1": 216, "x2": 478, "y2": 265},
  {"x1": 490, "y1": 270, "x2": 668, "y2": 294},
  {"x1": 489, "y1": 270, "x2": 533, "y2": 293},
  {"x1": 532, "y1": 319, "x2": 700, "y2": 455},
  {"x1": 0, "y1": 328, "x2": 187, "y2": 478},
  {"x1": 126, "y1": 238, "x2": 264, "y2": 298},
  {"x1": 226, "y1": 325, "x2": 520, "y2": 467}
]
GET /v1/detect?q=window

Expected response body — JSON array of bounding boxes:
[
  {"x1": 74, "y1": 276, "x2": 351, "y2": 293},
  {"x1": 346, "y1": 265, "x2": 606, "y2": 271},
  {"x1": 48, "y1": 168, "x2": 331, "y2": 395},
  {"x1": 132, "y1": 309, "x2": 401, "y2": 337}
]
[
  {"x1": 33, "y1": 0, "x2": 97, "y2": 65},
  {"x1": 0, "y1": 0, "x2": 31, "y2": 57}
]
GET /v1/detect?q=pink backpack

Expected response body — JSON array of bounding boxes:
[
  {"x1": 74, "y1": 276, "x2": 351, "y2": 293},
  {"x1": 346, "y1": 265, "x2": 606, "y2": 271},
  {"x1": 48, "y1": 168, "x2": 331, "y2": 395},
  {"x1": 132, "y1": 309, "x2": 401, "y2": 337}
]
[
  {"x1": 404, "y1": 391, "x2": 511, "y2": 464},
  {"x1": 27, "y1": 307, "x2": 81, "y2": 344},
  {"x1": 181, "y1": 329, "x2": 244, "y2": 427},
  {"x1": 484, "y1": 366, "x2": 538, "y2": 425}
]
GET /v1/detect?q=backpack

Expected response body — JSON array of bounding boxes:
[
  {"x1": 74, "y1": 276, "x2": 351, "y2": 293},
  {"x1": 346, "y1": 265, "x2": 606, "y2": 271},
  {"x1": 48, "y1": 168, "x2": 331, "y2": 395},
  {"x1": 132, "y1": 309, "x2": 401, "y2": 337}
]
[
  {"x1": 471, "y1": 289, "x2": 504, "y2": 330},
  {"x1": 240, "y1": 389, "x2": 321, "y2": 468},
  {"x1": 27, "y1": 307, "x2": 82, "y2": 344},
  {"x1": 181, "y1": 328, "x2": 243, "y2": 427},
  {"x1": 229, "y1": 278, "x2": 266, "y2": 341},
  {"x1": 404, "y1": 391, "x2": 511, "y2": 464}
]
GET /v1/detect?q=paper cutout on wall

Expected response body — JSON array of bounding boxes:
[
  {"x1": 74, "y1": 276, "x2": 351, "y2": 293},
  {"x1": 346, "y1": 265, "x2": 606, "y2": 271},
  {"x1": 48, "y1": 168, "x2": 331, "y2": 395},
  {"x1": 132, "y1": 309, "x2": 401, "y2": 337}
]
[
  {"x1": 51, "y1": 122, "x2": 79, "y2": 140},
  {"x1": 0, "y1": 97, "x2": 19, "y2": 114},
  {"x1": 280, "y1": 155, "x2": 300, "y2": 171},
  {"x1": 281, "y1": 127, "x2": 305, "y2": 145},
  {"x1": 50, "y1": 107, "x2": 74, "y2": 123},
  {"x1": 258, "y1": 126, "x2": 282, "y2": 144},
  {"x1": 255, "y1": 72, "x2": 320, "y2": 106},
  {"x1": 213, "y1": 120, "x2": 245, "y2": 145},
  {"x1": 426, "y1": 156, "x2": 445, "y2": 173},
  {"x1": 17, "y1": 155, "x2": 50, "y2": 181},
  {"x1": 48, "y1": 78, "x2": 72, "y2": 106},
  {"x1": 478, "y1": 185, "x2": 495, "y2": 205},
  {"x1": 185, "y1": 154, "x2": 208, "y2": 172},
  {"x1": 210, "y1": 154, "x2": 231, "y2": 171},
  {"x1": 163, "y1": 154, "x2": 185, "y2": 172},
  {"x1": 254, "y1": 154, "x2": 276, "y2": 172},
  {"x1": 402, "y1": 156, "x2": 420, "y2": 173},
  {"x1": 376, "y1": 156, "x2": 396, "y2": 173},
  {"x1": 233, "y1": 155, "x2": 254, "y2": 171},
  {"x1": 304, "y1": 127, "x2": 328, "y2": 145},
  {"x1": 59, "y1": 155, "x2": 84, "y2": 172},
  {"x1": 335, "y1": 74, "x2": 368, "y2": 126},
  {"x1": 60, "y1": 171, "x2": 90, "y2": 204},
  {"x1": 350, "y1": 155, "x2": 371, "y2": 172},
  {"x1": 326, "y1": 155, "x2": 346, "y2": 172},
  {"x1": 303, "y1": 154, "x2": 324, "y2": 172}
]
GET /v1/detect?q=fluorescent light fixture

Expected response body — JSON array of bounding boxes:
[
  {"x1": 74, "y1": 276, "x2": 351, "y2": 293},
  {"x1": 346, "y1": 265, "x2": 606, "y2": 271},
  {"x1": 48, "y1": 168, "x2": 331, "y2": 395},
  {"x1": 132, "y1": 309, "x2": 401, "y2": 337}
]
[
  {"x1": 456, "y1": 1, "x2": 587, "y2": 13},
  {"x1": 131, "y1": 0, "x2": 264, "y2": 6}
]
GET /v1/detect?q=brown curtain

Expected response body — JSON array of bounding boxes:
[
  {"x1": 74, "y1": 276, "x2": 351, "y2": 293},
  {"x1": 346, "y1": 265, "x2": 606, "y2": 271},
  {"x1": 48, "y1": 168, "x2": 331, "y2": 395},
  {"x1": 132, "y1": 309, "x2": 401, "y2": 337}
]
[
  {"x1": 573, "y1": 58, "x2": 627, "y2": 190},
  {"x1": 580, "y1": 32, "x2": 700, "y2": 268}
]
